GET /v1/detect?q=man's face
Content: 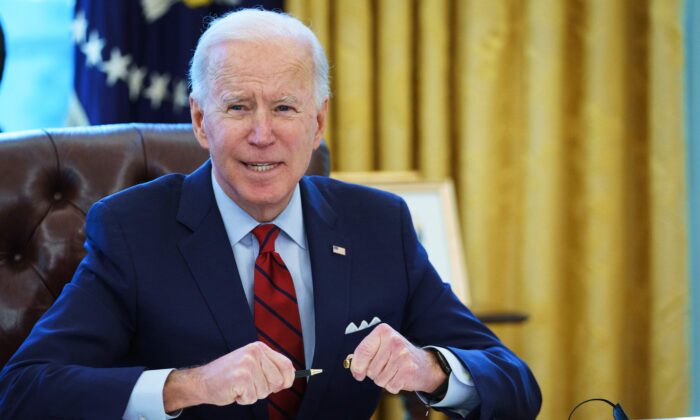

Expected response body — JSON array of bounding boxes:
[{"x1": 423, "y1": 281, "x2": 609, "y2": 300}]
[{"x1": 190, "y1": 38, "x2": 328, "y2": 222}]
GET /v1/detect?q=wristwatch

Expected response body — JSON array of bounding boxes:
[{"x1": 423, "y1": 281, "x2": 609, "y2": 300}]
[{"x1": 426, "y1": 348, "x2": 451, "y2": 400}]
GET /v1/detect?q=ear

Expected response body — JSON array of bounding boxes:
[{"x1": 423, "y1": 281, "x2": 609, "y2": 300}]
[
  {"x1": 312, "y1": 98, "x2": 329, "y2": 150},
  {"x1": 190, "y1": 95, "x2": 209, "y2": 149}
]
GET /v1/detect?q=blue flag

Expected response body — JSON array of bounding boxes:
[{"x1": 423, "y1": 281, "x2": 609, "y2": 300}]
[{"x1": 71, "y1": 0, "x2": 282, "y2": 125}]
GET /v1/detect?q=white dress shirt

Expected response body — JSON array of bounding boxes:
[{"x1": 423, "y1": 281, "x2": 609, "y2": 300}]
[{"x1": 122, "y1": 174, "x2": 479, "y2": 419}]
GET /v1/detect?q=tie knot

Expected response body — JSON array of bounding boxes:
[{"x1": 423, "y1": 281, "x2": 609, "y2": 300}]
[{"x1": 252, "y1": 224, "x2": 281, "y2": 254}]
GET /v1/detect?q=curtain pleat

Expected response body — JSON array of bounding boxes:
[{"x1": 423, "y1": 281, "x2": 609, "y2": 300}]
[
  {"x1": 573, "y1": 0, "x2": 628, "y2": 405},
  {"x1": 377, "y1": 0, "x2": 413, "y2": 170},
  {"x1": 335, "y1": 0, "x2": 374, "y2": 170},
  {"x1": 417, "y1": 0, "x2": 450, "y2": 179},
  {"x1": 522, "y1": 0, "x2": 570, "y2": 416},
  {"x1": 648, "y1": 0, "x2": 689, "y2": 414}
]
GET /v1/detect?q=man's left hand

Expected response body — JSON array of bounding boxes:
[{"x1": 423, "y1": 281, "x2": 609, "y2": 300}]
[{"x1": 348, "y1": 323, "x2": 447, "y2": 394}]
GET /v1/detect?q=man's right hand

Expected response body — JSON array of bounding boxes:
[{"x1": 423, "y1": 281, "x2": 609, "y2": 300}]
[{"x1": 163, "y1": 341, "x2": 295, "y2": 413}]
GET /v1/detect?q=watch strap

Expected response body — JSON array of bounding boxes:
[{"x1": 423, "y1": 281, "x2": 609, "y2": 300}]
[{"x1": 425, "y1": 348, "x2": 451, "y2": 400}]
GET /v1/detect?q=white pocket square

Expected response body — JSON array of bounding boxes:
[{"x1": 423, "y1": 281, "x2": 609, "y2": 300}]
[{"x1": 345, "y1": 316, "x2": 381, "y2": 334}]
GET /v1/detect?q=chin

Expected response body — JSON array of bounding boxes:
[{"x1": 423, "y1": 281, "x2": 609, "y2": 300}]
[{"x1": 245, "y1": 188, "x2": 291, "y2": 210}]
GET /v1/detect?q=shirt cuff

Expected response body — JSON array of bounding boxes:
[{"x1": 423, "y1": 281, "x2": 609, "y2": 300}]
[
  {"x1": 416, "y1": 346, "x2": 481, "y2": 415},
  {"x1": 122, "y1": 369, "x2": 182, "y2": 420}
]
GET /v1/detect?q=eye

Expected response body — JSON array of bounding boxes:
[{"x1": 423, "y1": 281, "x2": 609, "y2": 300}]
[
  {"x1": 228, "y1": 104, "x2": 245, "y2": 111},
  {"x1": 276, "y1": 105, "x2": 295, "y2": 112}
]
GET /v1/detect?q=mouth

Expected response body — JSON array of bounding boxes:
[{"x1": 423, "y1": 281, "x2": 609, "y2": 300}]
[{"x1": 244, "y1": 162, "x2": 281, "y2": 172}]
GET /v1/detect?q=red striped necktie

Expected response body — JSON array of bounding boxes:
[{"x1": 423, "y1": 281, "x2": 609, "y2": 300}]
[{"x1": 252, "y1": 224, "x2": 305, "y2": 419}]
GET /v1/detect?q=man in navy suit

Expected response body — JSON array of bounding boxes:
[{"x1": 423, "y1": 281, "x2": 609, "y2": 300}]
[{"x1": 0, "y1": 9, "x2": 540, "y2": 419}]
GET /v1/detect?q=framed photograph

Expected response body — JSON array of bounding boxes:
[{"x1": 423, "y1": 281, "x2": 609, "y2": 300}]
[{"x1": 331, "y1": 172, "x2": 470, "y2": 303}]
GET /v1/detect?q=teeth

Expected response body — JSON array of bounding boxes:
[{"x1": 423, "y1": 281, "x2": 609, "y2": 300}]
[{"x1": 248, "y1": 163, "x2": 276, "y2": 172}]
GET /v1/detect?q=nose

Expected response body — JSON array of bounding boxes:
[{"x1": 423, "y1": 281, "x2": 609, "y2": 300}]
[{"x1": 248, "y1": 110, "x2": 274, "y2": 146}]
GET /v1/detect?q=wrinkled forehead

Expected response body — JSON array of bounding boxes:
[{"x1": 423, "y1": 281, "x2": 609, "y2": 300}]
[{"x1": 205, "y1": 37, "x2": 315, "y2": 92}]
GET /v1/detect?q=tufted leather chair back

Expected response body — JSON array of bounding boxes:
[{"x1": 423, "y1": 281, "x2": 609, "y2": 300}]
[{"x1": 0, "y1": 123, "x2": 330, "y2": 366}]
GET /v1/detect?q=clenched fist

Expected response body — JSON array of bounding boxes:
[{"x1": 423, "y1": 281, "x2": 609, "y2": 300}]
[
  {"x1": 348, "y1": 323, "x2": 447, "y2": 394},
  {"x1": 350, "y1": 324, "x2": 447, "y2": 394},
  {"x1": 163, "y1": 341, "x2": 295, "y2": 412}
]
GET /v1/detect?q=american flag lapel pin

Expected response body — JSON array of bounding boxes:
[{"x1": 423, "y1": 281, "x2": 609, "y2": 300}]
[{"x1": 332, "y1": 245, "x2": 346, "y2": 256}]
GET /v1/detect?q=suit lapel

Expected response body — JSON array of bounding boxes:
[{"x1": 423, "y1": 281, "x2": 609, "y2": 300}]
[
  {"x1": 297, "y1": 177, "x2": 352, "y2": 417},
  {"x1": 176, "y1": 162, "x2": 266, "y2": 419}
]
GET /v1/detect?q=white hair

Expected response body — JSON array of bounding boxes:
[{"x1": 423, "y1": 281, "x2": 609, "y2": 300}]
[{"x1": 189, "y1": 9, "x2": 329, "y2": 109}]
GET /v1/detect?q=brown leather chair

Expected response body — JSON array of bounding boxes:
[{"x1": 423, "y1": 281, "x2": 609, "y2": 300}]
[{"x1": 0, "y1": 123, "x2": 330, "y2": 367}]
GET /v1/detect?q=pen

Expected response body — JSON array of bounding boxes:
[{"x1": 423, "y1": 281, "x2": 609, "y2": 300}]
[{"x1": 295, "y1": 369, "x2": 323, "y2": 378}]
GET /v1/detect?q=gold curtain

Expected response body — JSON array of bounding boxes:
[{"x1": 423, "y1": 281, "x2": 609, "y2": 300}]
[{"x1": 286, "y1": 0, "x2": 689, "y2": 418}]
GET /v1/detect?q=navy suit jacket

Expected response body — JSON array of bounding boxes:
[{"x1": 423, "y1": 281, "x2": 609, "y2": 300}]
[{"x1": 0, "y1": 161, "x2": 541, "y2": 419}]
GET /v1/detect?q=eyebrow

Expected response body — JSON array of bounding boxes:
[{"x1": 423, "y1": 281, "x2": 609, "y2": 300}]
[
  {"x1": 276, "y1": 95, "x2": 301, "y2": 104},
  {"x1": 221, "y1": 94, "x2": 250, "y2": 104}
]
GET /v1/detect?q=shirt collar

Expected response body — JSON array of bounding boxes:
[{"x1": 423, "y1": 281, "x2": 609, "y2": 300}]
[{"x1": 211, "y1": 171, "x2": 307, "y2": 249}]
